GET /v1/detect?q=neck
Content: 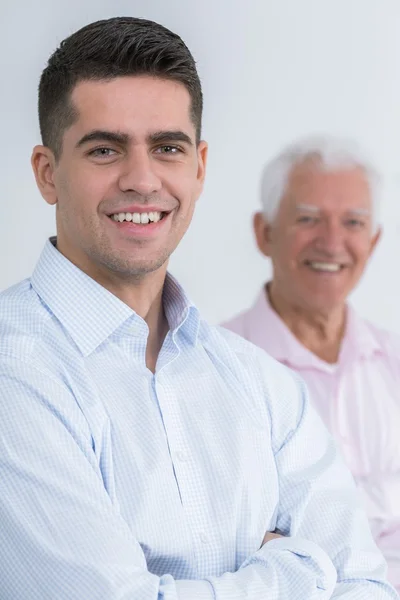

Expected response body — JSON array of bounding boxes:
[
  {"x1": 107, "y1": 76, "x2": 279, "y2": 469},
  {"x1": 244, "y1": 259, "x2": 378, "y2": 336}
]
[
  {"x1": 56, "y1": 240, "x2": 169, "y2": 373},
  {"x1": 267, "y1": 281, "x2": 346, "y2": 363},
  {"x1": 106, "y1": 271, "x2": 169, "y2": 373},
  {"x1": 97, "y1": 269, "x2": 170, "y2": 373}
]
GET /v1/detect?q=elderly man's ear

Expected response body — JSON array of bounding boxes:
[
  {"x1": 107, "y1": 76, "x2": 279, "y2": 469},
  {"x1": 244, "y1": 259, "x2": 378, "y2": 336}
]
[
  {"x1": 369, "y1": 226, "x2": 382, "y2": 256},
  {"x1": 253, "y1": 212, "x2": 273, "y2": 258}
]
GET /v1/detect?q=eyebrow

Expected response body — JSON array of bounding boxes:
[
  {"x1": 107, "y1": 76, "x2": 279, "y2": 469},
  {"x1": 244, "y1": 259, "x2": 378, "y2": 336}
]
[
  {"x1": 76, "y1": 130, "x2": 130, "y2": 148},
  {"x1": 148, "y1": 130, "x2": 194, "y2": 147},
  {"x1": 347, "y1": 208, "x2": 371, "y2": 216},
  {"x1": 295, "y1": 204, "x2": 321, "y2": 213},
  {"x1": 75, "y1": 129, "x2": 194, "y2": 149},
  {"x1": 295, "y1": 203, "x2": 371, "y2": 216}
]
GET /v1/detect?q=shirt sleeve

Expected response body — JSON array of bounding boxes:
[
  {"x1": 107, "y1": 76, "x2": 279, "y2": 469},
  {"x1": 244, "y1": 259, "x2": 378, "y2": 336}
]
[
  {"x1": 354, "y1": 418, "x2": 400, "y2": 594},
  {"x1": 263, "y1": 358, "x2": 398, "y2": 600},
  {"x1": 0, "y1": 355, "x2": 339, "y2": 600},
  {"x1": 375, "y1": 522, "x2": 400, "y2": 594}
]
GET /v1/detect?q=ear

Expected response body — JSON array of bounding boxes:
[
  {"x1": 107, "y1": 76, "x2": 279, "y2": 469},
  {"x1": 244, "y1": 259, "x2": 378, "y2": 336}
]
[
  {"x1": 253, "y1": 211, "x2": 273, "y2": 257},
  {"x1": 31, "y1": 145, "x2": 58, "y2": 206},
  {"x1": 195, "y1": 140, "x2": 208, "y2": 197},
  {"x1": 369, "y1": 225, "x2": 382, "y2": 256}
]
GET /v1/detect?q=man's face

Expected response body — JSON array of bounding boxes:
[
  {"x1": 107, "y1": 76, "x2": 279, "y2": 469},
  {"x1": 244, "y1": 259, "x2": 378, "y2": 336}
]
[
  {"x1": 33, "y1": 76, "x2": 207, "y2": 280},
  {"x1": 255, "y1": 161, "x2": 380, "y2": 313}
]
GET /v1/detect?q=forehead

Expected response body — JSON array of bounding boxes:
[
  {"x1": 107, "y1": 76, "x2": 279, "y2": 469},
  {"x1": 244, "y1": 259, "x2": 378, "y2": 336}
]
[
  {"x1": 283, "y1": 161, "x2": 372, "y2": 212},
  {"x1": 67, "y1": 76, "x2": 194, "y2": 140}
]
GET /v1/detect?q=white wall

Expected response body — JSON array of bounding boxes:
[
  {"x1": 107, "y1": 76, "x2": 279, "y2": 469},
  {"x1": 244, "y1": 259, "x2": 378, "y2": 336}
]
[{"x1": 1, "y1": 0, "x2": 400, "y2": 329}]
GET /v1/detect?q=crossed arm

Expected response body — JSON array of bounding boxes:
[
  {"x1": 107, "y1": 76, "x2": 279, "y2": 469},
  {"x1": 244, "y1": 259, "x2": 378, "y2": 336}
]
[{"x1": 0, "y1": 356, "x2": 397, "y2": 599}]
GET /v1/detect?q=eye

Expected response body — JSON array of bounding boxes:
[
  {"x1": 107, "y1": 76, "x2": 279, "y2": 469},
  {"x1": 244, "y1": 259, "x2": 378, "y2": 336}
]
[
  {"x1": 345, "y1": 218, "x2": 365, "y2": 229},
  {"x1": 88, "y1": 147, "x2": 118, "y2": 158},
  {"x1": 154, "y1": 145, "x2": 183, "y2": 155},
  {"x1": 296, "y1": 215, "x2": 317, "y2": 224}
]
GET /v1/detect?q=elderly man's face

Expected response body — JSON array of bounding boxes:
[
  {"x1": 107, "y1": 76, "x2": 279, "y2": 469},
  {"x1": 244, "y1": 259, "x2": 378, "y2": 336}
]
[{"x1": 255, "y1": 161, "x2": 381, "y2": 314}]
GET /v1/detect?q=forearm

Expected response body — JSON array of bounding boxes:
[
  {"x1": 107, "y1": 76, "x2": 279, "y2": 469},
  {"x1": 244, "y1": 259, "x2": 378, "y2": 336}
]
[
  {"x1": 0, "y1": 360, "x2": 335, "y2": 600},
  {"x1": 192, "y1": 537, "x2": 336, "y2": 600},
  {"x1": 1, "y1": 526, "x2": 336, "y2": 600},
  {"x1": 269, "y1": 372, "x2": 397, "y2": 599},
  {"x1": 377, "y1": 527, "x2": 400, "y2": 594},
  {"x1": 331, "y1": 581, "x2": 399, "y2": 599}
]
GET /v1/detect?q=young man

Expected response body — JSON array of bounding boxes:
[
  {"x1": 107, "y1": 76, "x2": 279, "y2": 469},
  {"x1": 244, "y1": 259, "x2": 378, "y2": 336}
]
[
  {"x1": 0, "y1": 18, "x2": 397, "y2": 599},
  {"x1": 223, "y1": 136, "x2": 400, "y2": 593}
]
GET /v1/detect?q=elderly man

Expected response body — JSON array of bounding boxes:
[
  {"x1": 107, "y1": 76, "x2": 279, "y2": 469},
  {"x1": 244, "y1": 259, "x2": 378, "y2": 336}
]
[{"x1": 223, "y1": 136, "x2": 400, "y2": 593}]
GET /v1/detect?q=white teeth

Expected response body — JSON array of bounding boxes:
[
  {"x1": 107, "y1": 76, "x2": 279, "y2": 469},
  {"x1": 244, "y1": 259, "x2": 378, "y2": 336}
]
[
  {"x1": 309, "y1": 261, "x2": 341, "y2": 272},
  {"x1": 111, "y1": 211, "x2": 163, "y2": 224}
]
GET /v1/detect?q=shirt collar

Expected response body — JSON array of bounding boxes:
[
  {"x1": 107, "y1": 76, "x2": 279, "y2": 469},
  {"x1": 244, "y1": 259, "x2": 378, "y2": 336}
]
[
  {"x1": 245, "y1": 284, "x2": 382, "y2": 371},
  {"x1": 341, "y1": 304, "x2": 382, "y2": 361},
  {"x1": 163, "y1": 271, "x2": 200, "y2": 343},
  {"x1": 31, "y1": 238, "x2": 199, "y2": 356}
]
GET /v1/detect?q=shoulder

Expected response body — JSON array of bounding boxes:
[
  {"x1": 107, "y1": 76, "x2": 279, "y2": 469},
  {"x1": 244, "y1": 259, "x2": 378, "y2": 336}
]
[
  {"x1": 199, "y1": 321, "x2": 307, "y2": 421},
  {"x1": 220, "y1": 309, "x2": 250, "y2": 337},
  {"x1": 201, "y1": 320, "x2": 298, "y2": 380},
  {"x1": 0, "y1": 279, "x2": 60, "y2": 370},
  {"x1": 360, "y1": 317, "x2": 400, "y2": 356},
  {"x1": 0, "y1": 281, "x2": 96, "y2": 437},
  {"x1": 199, "y1": 322, "x2": 309, "y2": 448},
  {"x1": 200, "y1": 320, "x2": 263, "y2": 360}
]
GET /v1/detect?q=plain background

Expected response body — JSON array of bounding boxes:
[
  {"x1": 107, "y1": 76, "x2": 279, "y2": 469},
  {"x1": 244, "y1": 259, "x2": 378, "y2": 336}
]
[{"x1": 1, "y1": 0, "x2": 400, "y2": 329}]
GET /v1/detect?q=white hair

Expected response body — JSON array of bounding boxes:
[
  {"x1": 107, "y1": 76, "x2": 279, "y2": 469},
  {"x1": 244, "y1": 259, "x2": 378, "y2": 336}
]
[{"x1": 260, "y1": 135, "x2": 381, "y2": 232}]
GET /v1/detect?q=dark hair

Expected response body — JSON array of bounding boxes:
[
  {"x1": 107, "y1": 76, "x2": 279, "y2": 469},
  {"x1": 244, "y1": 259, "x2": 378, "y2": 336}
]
[{"x1": 38, "y1": 17, "x2": 203, "y2": 159}]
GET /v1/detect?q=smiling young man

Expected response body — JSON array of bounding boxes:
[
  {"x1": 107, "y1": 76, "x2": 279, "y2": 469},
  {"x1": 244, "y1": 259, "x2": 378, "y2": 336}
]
[
  {"x1": 0, "y1": 19, "x2": 397, "y2": 600},
  {"x1": 34, "y1": 69, "x2": 205, "y2": 373},
  {"x1": 223, "y1": 136, "x2": 400, "y2": 593}
]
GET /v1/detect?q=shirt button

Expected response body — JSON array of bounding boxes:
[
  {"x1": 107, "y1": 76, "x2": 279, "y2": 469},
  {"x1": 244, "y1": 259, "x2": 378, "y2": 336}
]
[
  {"x1": 176, "y1": 451, "x2": 188, "y2": 462},
  {"x1": 199, "y1": 532, "x2": 209, "y2": 544}
]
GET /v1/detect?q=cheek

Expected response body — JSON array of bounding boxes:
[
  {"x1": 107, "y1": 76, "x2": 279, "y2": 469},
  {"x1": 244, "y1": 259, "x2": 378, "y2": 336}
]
[
  {"x1": 163, "y1": 162, "x2": 200, "y2": 202},
  {"x1": 57, "y1": 168, "x2": 111, "y2": 215},
  {"x1": 350, "y1": 241, "x2": 373, "y2": 267},
  {"x1": 276, "y1": 231, "x2": 310, "y2": 262}
]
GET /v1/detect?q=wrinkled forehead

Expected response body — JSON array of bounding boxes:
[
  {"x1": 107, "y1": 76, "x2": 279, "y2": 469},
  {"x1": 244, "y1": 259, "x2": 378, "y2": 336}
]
[{"x1": 282, "y1": 161, "x2": 373, "y2": 213}]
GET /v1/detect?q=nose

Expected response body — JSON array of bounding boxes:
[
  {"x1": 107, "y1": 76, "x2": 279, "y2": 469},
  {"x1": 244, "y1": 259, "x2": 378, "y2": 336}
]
[
  {"x1": 315, "y1": 219, "x2": 345, "y2": 255},
  {"x1": 118, "y1": 147, "x2": 162, "y2": 196}
]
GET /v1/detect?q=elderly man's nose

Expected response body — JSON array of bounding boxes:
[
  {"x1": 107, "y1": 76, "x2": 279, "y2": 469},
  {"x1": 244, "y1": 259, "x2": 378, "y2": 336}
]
[{"x1": 315, "y1": 221, "x2": 344, "y2": 253}]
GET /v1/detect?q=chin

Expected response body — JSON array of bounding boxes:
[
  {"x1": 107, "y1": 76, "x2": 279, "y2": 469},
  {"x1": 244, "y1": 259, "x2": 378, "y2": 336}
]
[{"x1": 120, "y1": 261, "x2": 167, "y2": 277}]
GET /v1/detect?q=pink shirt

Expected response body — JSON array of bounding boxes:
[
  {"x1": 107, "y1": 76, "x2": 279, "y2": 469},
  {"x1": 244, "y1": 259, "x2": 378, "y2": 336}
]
[{"x1": 222, "y1": 287, "x2": 400, "y2": 591}]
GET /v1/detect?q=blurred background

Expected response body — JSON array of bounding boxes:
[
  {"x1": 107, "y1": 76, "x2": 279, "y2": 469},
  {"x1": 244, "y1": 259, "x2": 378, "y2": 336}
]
[{"x1": 1, "y1": 0, "x2": 400, "y2": 328}]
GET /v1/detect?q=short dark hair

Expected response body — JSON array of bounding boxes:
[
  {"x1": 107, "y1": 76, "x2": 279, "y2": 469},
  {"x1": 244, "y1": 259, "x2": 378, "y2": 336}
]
[{"x1": 38, "y1": 17, "x2": 203, "y2": 160}]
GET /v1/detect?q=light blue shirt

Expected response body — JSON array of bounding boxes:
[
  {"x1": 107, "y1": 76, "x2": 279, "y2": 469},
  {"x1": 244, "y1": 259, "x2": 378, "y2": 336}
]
[{"x1": 0, "y1": 239, "x2": 397, "y2": 599}]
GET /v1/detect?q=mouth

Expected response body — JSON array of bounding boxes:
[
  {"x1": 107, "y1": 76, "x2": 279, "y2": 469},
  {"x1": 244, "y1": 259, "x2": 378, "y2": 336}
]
[
  {"x1": 108, "y1": 210, "x2": 167, "y2": 225},
  {"x1": 303, "y1": 260, "x2": 346, "y2": 273}
]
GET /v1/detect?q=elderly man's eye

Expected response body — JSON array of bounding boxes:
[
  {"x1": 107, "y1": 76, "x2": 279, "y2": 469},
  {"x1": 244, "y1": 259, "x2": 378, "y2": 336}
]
[
  {"x1": 297, "y1": 215, "x2": 316, "y2": 224},
  {"x1": 346, "y1": 219, "x2": 365, "y2": 228}
]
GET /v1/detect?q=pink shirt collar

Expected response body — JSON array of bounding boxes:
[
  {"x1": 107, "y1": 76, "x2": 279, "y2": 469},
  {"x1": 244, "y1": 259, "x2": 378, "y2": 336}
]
[{"x1": 246, "y1": 285, "x2": 383, "y2": 372}]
